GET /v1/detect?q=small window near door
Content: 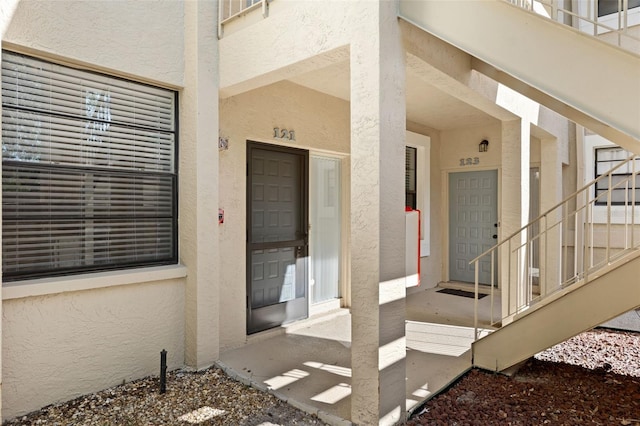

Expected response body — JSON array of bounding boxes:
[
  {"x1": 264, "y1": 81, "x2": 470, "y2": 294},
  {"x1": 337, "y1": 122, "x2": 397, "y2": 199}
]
[{"x1": 406, "y1": 147, "x2": 417, "y2": 209}]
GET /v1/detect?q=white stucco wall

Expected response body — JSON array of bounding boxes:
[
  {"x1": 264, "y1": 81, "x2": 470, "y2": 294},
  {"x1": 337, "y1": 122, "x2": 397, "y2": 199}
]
[
  {"x1": 3, "y1": 280, "x2": 185, "y2": 419},
  {"x1": 220, "y1": 0, "x2": 359, "y2": 96},
  {"x1": 422, "y1": 131, "x2": 443, "y2": 288},
  {"x1": 218, "y1": 81, "x2": 350, "y2": 349}
]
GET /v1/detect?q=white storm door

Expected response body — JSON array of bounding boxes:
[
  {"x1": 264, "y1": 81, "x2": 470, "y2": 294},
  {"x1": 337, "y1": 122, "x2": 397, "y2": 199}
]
[{"x1": 310, "y1": 156, "x2": 341, "y2": 304}]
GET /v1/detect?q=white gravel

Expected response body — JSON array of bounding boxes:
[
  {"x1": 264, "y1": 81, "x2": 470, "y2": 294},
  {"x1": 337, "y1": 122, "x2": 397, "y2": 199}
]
[
  {"x1": 4, "y1": 367, "x2": 327, "y2": 425},
  {"x1": 535, "y1": 327, "x2": 640, "y2": 377}
]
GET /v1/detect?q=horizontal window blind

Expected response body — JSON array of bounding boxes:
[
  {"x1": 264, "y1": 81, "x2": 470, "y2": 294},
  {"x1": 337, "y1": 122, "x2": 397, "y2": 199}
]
[{"x1": 2, "y1": 51, "x2": 177, "y2": 281}]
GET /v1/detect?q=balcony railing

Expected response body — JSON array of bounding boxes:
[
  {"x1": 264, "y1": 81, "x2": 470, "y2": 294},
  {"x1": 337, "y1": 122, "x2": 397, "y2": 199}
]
[
  {"x1": 506, "y1": 0, "x2": 640, "y2": 54},
  {"x1": 218, "y1": 0, "x2": 269, "y2": 38},
  {"x1": 471, "y1": 153, "x2": 640, "y2": 338}
]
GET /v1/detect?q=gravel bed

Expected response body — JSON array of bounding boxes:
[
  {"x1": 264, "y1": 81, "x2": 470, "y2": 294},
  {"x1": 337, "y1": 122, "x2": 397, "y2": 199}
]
[
  {"x1": 5, "y1": 328, "x2": 639, "y2": 425},
  {"x1": 409, "y1": 328, "x2": 640, "y2": 426},
  {"x1": 4, "y1": 367, "x2": 327, "y2": 425}
]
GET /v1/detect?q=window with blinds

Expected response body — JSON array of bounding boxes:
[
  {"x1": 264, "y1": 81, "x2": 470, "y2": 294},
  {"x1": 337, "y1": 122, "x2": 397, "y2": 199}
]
[
  {"x1": 594, "y1": 146, "x2": 640, "y2": 206},
  {"x1": 1, "y1": 51, "x2": 178, "y2": 281}
]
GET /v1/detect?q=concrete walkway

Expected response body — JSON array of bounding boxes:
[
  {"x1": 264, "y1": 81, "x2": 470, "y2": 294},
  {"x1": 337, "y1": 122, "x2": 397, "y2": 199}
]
[{"x1": 218, "y1": 285, "x2": 498, "y2": 425}]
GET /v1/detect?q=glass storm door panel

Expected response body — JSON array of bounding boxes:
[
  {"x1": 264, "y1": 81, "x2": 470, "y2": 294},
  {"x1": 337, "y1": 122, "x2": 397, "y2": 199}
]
[
  {"x1": 449, "y1": 170, "x2": 498, "y2": 284},
  {"x1": 246, "y1": 142, "x2": 309, "y2": 334},
  {"x1": 310, "y1": 156, "x2": 341, "y2": 304}
]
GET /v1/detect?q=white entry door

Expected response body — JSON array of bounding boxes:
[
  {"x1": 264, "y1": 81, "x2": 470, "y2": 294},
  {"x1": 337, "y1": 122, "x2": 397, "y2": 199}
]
[{"x1": 449, "y1": 170, "x2": 498, "y2": 284}]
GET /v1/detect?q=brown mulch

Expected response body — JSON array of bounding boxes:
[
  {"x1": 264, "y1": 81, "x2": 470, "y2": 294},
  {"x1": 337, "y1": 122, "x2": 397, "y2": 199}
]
[{"x1": 408, "y1": 328, "x2": 640, "y2": 426}]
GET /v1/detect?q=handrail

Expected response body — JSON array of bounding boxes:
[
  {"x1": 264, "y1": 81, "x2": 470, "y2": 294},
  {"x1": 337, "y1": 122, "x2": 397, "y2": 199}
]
[
  {"x1": 470, "y1": 154, "x2": 637, "y2": 266},
  {"x1": 504, "y1": 0, "x2": 640, "y2": 55},
  {"x1": 473, "y1": 153, "x2": 640, "y2": 339}
]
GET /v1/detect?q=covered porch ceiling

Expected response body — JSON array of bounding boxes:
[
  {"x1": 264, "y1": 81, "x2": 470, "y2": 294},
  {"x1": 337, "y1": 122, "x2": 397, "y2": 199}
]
[{"x1": 288, "y1": 58, "x2": 500, "y2": 131}]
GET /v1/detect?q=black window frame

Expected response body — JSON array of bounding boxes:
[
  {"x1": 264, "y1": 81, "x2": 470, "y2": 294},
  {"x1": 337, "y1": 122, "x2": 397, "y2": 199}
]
[
  {"x1": 594, "y1": 146, "x2": 640, "y2": 206},
  {"x1": 405, "y1": 146, "x2": 417, "y2": 210},
  {"x1": 1, "y1": 51, "x2": 179, "y2": 282},
  {"x1": 598, "y1": 0, "x2": 640, "y2": 17}
]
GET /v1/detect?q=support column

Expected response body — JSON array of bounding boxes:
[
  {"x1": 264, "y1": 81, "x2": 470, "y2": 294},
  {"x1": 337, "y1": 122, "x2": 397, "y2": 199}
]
[
  {"x1": 182, "y1": 0, "x2": 220, "y2": 369},
  {"x1": 500, "y1": 118, "x2": 528, "y2": 323},
  {"x1": 0, "y1": 5, "x2": 13, "y2": 418},
  {"x1": 350, "y1": 2, "x2": 407, "y2": 425},
  {"x1": 539, "y1": 137, "x2": 562, "y2": 296}
]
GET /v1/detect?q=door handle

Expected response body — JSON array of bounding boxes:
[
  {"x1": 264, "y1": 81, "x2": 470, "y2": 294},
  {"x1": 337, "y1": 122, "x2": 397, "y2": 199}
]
[{"x1": 493, "y1": 234, "x2": 498, "y2": 239}]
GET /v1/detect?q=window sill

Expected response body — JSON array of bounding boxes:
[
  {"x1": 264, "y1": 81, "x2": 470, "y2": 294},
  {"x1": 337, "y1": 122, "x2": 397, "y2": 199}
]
[{"x1": 2, "y1": 264, "x2": 188, "y2": 300}]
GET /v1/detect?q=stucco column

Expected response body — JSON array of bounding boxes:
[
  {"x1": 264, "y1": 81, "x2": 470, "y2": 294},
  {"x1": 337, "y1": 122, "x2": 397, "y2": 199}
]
[
  {"x1": 500, "y1": 118, "x2": 528, "y2": 323},
  {"x1": 350, "y1": 1, "x2": 407, "y2": 424},
  {"x1": 181, "y1": 0, "x2": 220, "y2": 369},
  {"x1": 539, "y1": 137, "x2": 562, "y2": 296},
  {"x1": 0, "y1": 4, "x2": 12, "y2": 415}
]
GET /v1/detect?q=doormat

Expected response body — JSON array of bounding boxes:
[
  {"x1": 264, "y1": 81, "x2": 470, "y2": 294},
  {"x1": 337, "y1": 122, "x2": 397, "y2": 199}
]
[{"x1": 437, "y1": 288, "x2": 488, "y2": 299}]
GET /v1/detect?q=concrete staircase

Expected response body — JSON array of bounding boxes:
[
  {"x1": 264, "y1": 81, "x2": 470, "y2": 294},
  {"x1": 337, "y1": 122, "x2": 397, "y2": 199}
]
[
  {"x1": 399, "y1": 0, "x2": 640, "y2": 153},
  {"x1": 400, "y1": 0, "x2": 640, "y2": 372},
  {"x1": 472, "y1": 250, "x2": 640, "y2": 371}
]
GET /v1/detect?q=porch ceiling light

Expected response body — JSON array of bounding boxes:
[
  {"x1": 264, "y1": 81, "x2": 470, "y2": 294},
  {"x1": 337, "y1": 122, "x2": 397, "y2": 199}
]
[{"x1": 479, "y1": 139, "x2": 489, "y2": 152}]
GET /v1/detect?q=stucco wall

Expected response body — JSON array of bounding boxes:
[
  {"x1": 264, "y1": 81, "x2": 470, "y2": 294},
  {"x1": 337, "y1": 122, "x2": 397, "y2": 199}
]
[
  {"x1": 439, "y1": 124, "x2": 503, "y2": 171},
  {"x1": 3, "y1": 280, "x2": 185, "y2": 419},
  {"x1": 219, "y1": 81, "x2": 350, "y2": 350},
  {"x1": 1, "y1": 1, "x2": 193, "y2": 421},
  {"x1": 220, "y1": 0, "x2": 358, "y2": 96},
  {"x1": 2, "y1": 0, "x2": 184, "y2": 87}
]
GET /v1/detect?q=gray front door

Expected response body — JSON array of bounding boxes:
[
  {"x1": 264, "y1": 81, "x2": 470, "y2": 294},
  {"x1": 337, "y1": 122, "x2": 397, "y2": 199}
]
[
  {"x1": 247, "y1": 142, "x2": 309, "y2": 334},
  {"x1": 449, "y1": 170, "x2": 498, "y2": 284}
]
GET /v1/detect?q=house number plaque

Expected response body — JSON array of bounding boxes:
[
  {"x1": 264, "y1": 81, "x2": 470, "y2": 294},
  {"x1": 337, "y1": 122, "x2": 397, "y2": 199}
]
[
  {"x1": 459, "y1": 157, "x2": 480, "y2": 166},
  {"x1": 273, "y1": 127, "x2": 296, "y2": 141}
]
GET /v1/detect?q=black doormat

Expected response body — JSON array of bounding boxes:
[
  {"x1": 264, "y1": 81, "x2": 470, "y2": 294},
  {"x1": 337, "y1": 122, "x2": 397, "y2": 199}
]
[{"x1": 437, "y1": 288, "x2": 488, "y2": 299}]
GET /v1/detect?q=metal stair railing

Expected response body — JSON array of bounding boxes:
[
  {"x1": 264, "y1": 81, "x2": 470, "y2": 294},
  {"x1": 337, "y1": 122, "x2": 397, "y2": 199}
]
[
  {"x1": 505, "y1": 0, "x2": 640, "y2": 54},
  {"x1": 471, "y1": 153, "x2": 640, "y2": 339}
]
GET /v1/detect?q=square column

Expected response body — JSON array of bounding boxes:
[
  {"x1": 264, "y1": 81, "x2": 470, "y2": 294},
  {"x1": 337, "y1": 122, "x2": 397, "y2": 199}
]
[
  {"x1": 500, "y1": 118, "x2": 528, "y2": 322},
  {"x1": 539, "y1": 137, "x2": 562, "y2": 296},
  {"x1": 350, "y1": 1, "x2": 407, "y2": 424},
  {"x1": 182, "y1": 0, "x2": 220, "y2": 369}
]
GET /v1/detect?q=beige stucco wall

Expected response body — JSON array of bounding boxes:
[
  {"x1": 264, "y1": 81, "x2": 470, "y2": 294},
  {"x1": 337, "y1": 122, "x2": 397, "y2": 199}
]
[
  {"x1": 439, "y1": 124, "x2": 503, "y2": 171},
  {"x1": 218, "y1": 81, "x2": 351, "y2": 350},
  {"x1": 2, "y1": 0, "x2": 184, "y2": 87},
  {"x1": 0, "y1": 0, "x2": 219, "y2": 420},
  {"x1": 3, "y1": 279, "x2": 185, "y2": 419}
]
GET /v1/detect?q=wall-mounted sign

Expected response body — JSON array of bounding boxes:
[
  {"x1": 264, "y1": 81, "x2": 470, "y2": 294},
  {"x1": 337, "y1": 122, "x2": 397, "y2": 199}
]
[
  {"x1": 459, "y1": 157, "x2": 480, "y2": 166},
  {"x1": 274, "y1": 127, "x2": 296, "y2": 141}
]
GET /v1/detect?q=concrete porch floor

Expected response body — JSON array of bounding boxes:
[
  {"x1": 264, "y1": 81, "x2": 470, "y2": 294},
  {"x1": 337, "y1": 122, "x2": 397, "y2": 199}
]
[{"x1": 218, "y1": 285, "x2": 499, "y2": 425}]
